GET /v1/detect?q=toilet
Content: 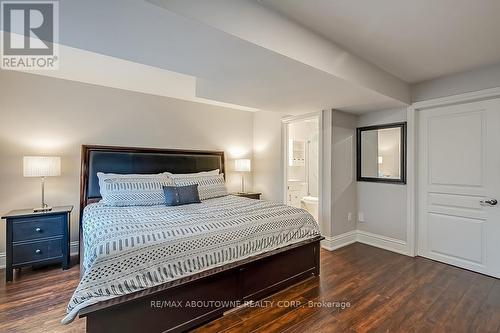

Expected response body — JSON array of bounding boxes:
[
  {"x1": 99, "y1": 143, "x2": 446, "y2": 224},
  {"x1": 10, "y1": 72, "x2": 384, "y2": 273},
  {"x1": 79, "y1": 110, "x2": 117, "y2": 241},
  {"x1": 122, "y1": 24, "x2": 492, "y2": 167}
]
[{"x1": 301, "y1": 196, "x2": 319, "y2": 222}]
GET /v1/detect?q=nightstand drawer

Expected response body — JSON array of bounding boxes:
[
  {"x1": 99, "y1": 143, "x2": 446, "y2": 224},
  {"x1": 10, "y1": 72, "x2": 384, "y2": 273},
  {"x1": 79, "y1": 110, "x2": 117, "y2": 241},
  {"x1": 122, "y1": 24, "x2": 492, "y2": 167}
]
[
  {"x1": 12, "y1": 215, "x2": 64, "y2": 242},
  {"x1": 12, "y1": 238, "x2": 63, "y2": 265}
]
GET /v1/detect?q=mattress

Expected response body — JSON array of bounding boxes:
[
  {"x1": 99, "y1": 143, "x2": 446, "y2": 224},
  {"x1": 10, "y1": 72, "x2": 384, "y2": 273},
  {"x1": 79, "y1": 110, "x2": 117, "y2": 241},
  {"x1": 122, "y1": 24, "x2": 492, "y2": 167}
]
[{"x1": 63, "y1": 195, "x2": 321, "y2": 324}]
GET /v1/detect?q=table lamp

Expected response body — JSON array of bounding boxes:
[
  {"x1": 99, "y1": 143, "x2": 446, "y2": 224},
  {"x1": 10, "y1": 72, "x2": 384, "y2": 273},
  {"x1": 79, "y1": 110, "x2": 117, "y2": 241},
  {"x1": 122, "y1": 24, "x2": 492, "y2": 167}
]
[
  {"x1": 234, "y1": 159, "x2": 251, "y2": 193},
  {"x1": 23, "y1": 156, "x2": 61, "y2": 212}
]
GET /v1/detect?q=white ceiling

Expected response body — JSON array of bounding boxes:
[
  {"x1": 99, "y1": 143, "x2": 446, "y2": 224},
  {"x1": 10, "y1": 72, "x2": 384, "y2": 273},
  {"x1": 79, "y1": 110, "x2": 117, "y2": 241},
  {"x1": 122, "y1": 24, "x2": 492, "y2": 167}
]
[
  {"x1": 46, "y1": 0, "x2": 406, "y2": 114},
  {"x1": 8, "y1": 0, "x2": 499, "y2": 114},
  {"x1": 260, "y1": 0, "x2": 500, "y2": 83}
]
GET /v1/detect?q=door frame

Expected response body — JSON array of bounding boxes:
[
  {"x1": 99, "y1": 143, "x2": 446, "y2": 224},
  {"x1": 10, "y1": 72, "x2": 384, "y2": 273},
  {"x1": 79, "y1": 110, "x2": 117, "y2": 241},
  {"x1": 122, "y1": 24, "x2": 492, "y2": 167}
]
[
  {"x1": 409, "y1": 86, "x2": 500, "y2": 257},
  {"x1": 282, "y1": 112, "x2": 323, "y2": 229}
]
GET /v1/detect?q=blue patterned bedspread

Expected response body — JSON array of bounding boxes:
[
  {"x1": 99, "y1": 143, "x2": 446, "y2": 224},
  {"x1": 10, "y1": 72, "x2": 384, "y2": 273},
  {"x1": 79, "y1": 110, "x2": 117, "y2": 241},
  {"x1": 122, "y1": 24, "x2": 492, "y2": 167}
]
[{"x1": 63, "y1": 195, "x2": 320, "y2": 324}]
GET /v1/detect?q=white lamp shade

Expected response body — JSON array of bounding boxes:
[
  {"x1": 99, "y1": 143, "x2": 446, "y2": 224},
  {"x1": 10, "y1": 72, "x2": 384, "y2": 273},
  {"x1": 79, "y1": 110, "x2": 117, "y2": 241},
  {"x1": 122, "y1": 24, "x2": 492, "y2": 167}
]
[
  {"x1": 23, "y1": 156, "x2": 61, "y2": 177},
  {"x1": 234, "y1": 159, "x2": 251, "y2": 172}
]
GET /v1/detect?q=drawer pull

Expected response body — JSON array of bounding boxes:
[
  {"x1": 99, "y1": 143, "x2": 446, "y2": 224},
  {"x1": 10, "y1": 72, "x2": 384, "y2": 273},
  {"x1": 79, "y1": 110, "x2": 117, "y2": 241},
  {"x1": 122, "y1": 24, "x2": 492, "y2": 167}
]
[
  {"x1": 35, "y1": 249, "x2": 41, "y2": 254},
  {"x1": 35, "y1": 227, "x2": 42, "y2": 232}
]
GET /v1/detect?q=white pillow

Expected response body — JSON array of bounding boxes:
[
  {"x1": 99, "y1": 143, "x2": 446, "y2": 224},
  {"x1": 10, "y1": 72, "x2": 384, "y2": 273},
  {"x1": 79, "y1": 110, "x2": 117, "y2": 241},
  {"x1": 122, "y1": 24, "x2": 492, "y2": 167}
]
[
  {"x1": 170, "y1": 169, "x2": 220, "y2": 179},
  {"x1": 173, "y1": 173, "x2": 227, "y2": 200},
  {"x1": 97, "y1": 172, "x2": 174, "y2": 206}
]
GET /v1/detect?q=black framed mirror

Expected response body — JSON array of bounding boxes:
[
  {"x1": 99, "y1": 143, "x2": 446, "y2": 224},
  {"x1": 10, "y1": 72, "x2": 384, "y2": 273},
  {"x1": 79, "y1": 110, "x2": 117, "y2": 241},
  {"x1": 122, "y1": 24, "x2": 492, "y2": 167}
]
[{"x1": 356, "y1": 122, "x2": 406, "y2": 184}]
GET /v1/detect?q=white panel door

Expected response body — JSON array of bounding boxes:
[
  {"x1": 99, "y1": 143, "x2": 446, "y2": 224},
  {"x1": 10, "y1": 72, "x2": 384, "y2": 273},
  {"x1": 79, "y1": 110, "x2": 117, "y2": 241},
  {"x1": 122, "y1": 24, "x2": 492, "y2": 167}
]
[{"x1": 418, "y1": 99, "x2": 500, "y2": 277}]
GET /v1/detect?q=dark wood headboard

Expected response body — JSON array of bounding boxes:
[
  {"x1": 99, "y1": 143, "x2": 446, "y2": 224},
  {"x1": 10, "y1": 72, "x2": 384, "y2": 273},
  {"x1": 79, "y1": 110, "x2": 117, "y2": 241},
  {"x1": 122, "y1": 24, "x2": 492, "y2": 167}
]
[
  {"x1": 78, "y1": 144, "x2": 225, "y2": 271},
  {"x1": 79, "y1": 145, "x2": 225, "y2": 214}
]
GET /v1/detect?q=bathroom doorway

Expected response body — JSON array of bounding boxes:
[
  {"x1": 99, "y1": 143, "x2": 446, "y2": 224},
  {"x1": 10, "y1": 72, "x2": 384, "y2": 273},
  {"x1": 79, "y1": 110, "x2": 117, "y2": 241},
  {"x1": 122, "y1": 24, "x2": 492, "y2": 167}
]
[{"x1": 283, "y1": 113, "x2": 321, "y2": 222}]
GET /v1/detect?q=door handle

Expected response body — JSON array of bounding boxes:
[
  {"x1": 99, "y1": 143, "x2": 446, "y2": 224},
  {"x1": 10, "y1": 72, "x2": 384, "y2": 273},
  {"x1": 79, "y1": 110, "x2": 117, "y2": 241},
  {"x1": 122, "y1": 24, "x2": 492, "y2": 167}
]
[{"x1": 480, "y1": 198, "x2": 498, "y2": 206}]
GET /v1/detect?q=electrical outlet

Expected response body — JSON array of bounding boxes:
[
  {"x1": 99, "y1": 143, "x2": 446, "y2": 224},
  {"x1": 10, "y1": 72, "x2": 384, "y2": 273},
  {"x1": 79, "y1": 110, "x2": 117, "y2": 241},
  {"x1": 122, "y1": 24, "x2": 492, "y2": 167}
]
[
  {"x1": 358, "y1": 212, "x2": 365, "y2": 222},
  {"x1": 347, "y1": 213, "x2": 352, "y2": 222}
]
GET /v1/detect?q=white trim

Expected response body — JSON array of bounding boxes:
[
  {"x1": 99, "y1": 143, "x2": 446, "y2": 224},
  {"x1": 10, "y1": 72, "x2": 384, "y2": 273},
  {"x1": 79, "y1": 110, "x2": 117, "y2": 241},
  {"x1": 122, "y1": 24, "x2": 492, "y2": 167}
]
[
  {"x1": 318, "y1": 111, "x2": 324, "y2": 233},
  {"x1": 412, "y1": 87, "x2": 500, "y2": 110},
  {"x1": 410, "y1": 86, "x2": 500, "y2": 262},
  {"x1": 321, "y1": 230, "x2": 357, "y2": 251},
  {"x1": 281, "y1": 121, "x2": 288, "y2": 205},
  {"x1": 406, "y1": 107, "x2": 416, "y2": 256},
  {"x1": 281, "y1": 112, "x2": 322, "y2": 124},
  {"x1": 356, "y1": 230, "x2": 410, "y2": 256},
  {"x1": 70, "y1": 241, "x2": 79, "y2": 256},
  {"x1": 320, "y1": 109, "x2": 332, "y2": 236},
  {"x1": 321, "y1": 230, "x2": 410, "y2": 256},
  {"x1": 281, "y1": 111, "x2": 324, "y2": 231}
]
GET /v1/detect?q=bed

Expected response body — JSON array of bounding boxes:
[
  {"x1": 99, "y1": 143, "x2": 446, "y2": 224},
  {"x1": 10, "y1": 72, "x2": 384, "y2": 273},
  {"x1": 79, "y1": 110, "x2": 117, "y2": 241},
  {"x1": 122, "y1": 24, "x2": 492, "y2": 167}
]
[{"x1": 70, "y1": 145, "x2": 323, "y2": 333}]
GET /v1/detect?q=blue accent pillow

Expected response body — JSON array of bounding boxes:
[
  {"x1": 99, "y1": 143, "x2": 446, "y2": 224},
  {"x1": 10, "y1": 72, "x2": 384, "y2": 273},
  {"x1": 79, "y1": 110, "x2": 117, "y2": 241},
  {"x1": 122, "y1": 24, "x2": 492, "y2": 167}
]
[{"x1": 163, "y1": 184, "x2": 201, "y2": 206}]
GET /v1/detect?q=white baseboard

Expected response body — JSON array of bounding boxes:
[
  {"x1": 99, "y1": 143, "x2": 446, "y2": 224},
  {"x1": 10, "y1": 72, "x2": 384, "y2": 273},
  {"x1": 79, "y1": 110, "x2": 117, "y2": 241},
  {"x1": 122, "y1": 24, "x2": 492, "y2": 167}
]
[
  {"x1": 322, "y1": 230, "x2": 410, "y2": 256},
  {"x1": 0, "y1": 232, "x2": 410, "y2": 270},
  {"x1": 0, "y1": 241, "x2": 79, "y2": 270},
  {"x1": 356, "y1": 230, "x2": 409, "y2": 256},
  {"x1": 321, "y1": 230, "x2": 357, "y2": 251},
  {"x1": 70, "y1": 241, "x2": 79, "y2": 256}
]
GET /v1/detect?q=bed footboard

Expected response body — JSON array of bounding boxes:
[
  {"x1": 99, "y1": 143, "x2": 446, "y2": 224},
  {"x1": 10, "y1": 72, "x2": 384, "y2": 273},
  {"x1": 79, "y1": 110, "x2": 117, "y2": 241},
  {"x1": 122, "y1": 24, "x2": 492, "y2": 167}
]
[{"x1": 81, "y1": 238, "x2": 322, "y2": 333}]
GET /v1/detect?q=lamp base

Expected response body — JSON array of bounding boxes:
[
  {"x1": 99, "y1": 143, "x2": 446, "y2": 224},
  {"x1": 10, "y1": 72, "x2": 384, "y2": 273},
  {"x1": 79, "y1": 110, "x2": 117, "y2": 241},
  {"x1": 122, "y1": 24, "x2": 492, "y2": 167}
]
[{"x1": 33, "y1": 206, "x2": 52, "y2": 213}]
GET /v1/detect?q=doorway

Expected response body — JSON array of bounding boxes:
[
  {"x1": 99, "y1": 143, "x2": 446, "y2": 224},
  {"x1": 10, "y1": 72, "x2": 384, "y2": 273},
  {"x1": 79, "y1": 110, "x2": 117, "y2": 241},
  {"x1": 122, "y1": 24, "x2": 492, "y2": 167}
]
[
  {"x1": 417, "y1": 98, "x2": 500, "y2": 278},
  {"x1": 283, "y1": 114, "x2": 321, "y2": 223}
]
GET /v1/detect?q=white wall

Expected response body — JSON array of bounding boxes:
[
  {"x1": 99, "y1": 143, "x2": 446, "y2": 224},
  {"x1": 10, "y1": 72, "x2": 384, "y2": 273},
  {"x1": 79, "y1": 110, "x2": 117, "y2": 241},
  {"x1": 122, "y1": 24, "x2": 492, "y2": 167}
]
[
  {"x1": 412, "y1": 62, "x2": 500, "y2": 102},
  {"x1": 331, "y1": 111, "x2": 357, "y2": 236},
  {"x1": 6, "y1": 62, "x2": 497, "y2": 260},
  {"x1": 320, "y1": 110, "x2": 333, "y2": 237},
  {"x1": 352, "y1": 63, "x2": 500, "y2": 250},
  {"x1": 253, "y1": 110, "x2": 286, "y2": 202},
  {"x1": 356, "y1": 108, "x2": 407, "y2": 241},
  {"x1": 0, "y1": 71, "x2": 255, "y2": 255}
]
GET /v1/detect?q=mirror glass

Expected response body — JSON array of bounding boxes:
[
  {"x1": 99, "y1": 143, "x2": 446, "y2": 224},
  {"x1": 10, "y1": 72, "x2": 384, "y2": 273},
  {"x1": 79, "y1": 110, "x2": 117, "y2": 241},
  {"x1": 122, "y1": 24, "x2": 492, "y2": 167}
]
[{"x1": 357, "y1": 123, "x2": 406, "y2": 183}]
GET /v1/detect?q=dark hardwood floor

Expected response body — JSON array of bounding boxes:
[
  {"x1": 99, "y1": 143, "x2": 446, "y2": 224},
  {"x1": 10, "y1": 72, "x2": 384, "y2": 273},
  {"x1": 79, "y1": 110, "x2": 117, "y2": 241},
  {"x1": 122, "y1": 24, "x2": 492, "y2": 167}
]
[{"x1": 1, "y1": 243, "x2": 499, "y2": 333}]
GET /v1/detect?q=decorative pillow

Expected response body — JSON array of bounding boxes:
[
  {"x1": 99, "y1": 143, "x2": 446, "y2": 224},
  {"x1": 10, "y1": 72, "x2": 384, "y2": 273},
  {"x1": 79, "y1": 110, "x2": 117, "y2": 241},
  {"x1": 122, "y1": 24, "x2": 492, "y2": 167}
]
[
  {"x1": 170, "y1": 169, "x2": 220, "y2": 179},
  {"x1": 97, "y1": 172, "x2": 174, "y2": 206},
  {"x1": 173, "y1": 174, "x2": 228, "y2": 200},
  {"x1": 163, "y1": 184, "x2": 201, "y2": 206}
]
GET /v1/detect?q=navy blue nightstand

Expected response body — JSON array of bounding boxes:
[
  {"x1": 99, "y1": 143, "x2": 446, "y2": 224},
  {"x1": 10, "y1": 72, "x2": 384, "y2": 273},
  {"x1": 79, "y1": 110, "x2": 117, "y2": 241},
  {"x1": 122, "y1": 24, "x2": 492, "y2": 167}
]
[
  {"x1": 231, "y1": 192, "x2": 262, "y2": 200},
  {"x1": 1, "y1": 206, "x2": 72, "y2": 282}
]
